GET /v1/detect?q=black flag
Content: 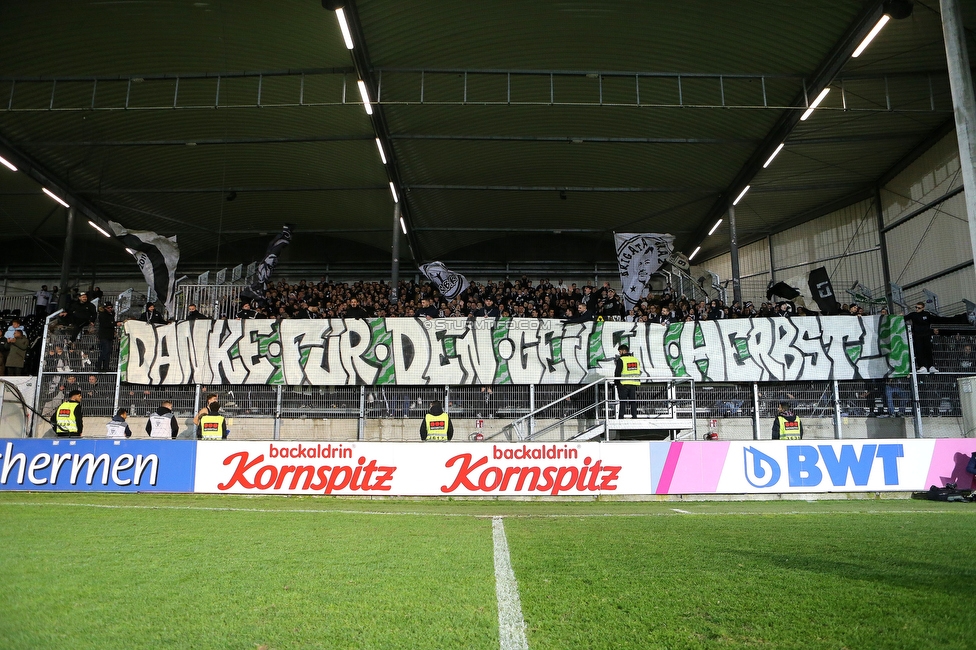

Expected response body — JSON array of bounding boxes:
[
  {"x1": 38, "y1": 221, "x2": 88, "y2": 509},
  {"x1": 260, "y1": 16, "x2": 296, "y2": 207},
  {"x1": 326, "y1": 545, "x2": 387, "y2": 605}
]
[
  {"x1": 808, "y1": 267, "x2": 839, "y2": 314},
  {"x1": 766, "y1": 281, "x2": 800, "y2": 302}
]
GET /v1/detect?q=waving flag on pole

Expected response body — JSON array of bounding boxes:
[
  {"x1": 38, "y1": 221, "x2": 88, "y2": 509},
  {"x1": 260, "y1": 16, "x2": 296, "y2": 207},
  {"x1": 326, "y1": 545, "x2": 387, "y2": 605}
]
[
  {"x1": 419, "y1": 262, "x2": 469, "y2": 299},
  {"x1": 613, "y1": 233, "x2": 674, "y2": 310},
  {"x1": 109, "y1": 221, "x2": 180, "y2": 316}
]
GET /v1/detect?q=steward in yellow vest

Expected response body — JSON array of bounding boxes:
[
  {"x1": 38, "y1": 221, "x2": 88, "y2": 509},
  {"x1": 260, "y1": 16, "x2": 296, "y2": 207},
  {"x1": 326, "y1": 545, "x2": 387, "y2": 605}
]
[
  {"x1": 53, "y1": 390, "x2": 83, "y2": 437},
  {"x1": 614, "y1": 344, "x2": 641, "y2": 418},
  {"x1": 198, "y1": 402, "x2": 229, "y2": 440},
  {"x1": 420, "y1": 402, "x2": 453, "y2": 441},
  {"x1": 772, "y1": 403, "x2": 803, "y2": 440}
]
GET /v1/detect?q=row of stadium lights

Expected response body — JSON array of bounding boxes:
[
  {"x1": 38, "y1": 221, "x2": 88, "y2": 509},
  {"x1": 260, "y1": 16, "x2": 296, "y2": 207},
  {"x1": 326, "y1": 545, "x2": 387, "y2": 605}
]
[
  {"x1": 0, "y1": 151, "x2": 120, "y2": 243},
  {"x1": 686, "y1": 13, "x2": 893, "y2": 263},
  {"x1": 0, "y1": 4, "x2": 406, "y2": 242},
  {"x1": 331, "y1": 5, "x2": 408, "y2": 235}
]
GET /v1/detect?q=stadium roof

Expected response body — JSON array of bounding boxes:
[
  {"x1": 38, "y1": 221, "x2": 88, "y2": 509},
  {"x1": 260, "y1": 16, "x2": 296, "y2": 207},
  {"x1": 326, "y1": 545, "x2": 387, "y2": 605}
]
[{"x1": 0, "y1": 0, "x2": 972, "y2": 272}]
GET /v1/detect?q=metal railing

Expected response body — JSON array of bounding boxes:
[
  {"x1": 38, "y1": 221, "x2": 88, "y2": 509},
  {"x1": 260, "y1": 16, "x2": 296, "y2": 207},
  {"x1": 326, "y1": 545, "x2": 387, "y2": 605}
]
[{"x1": 174, "y1": 284, "x2": 245, "y2": 320}]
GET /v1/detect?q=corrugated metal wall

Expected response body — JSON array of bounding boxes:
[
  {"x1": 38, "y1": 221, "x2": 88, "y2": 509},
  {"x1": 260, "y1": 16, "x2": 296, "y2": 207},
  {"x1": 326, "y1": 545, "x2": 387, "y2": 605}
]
[
  {"x1": 881, "y1": 132, "x2": 972, "y2": 314},
  {"x1": 694, "y1": 131, "x2": 974, "y2": 316}
]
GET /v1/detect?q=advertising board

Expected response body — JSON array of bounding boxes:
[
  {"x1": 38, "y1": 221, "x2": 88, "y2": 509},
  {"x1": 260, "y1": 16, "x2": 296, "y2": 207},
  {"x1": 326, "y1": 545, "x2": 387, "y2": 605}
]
[{"x1": 0, "y1": 439, "x2": 196, "y2": 492}]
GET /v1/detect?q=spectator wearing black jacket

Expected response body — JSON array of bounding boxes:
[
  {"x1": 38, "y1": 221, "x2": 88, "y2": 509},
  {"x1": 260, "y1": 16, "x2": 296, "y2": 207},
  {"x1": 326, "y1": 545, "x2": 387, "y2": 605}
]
[
  {"x1": 473, "y1": 296, "x2": 500, "y2": 318},
  {"x1": 96, "y1": 303, "x2": 117, "y2": 372},
  {"x1": 186, "y1": 304, "x2": 206, "y2": 321},
  {"x1": 143, "y1": 303, "x2": 166, "y2": 324},
  {"x1": 67, "y1": 292, "x2": 97, "y2": 340},
  {"x1": 905, "y1": 302, "x2": 939, "y2": 373}
]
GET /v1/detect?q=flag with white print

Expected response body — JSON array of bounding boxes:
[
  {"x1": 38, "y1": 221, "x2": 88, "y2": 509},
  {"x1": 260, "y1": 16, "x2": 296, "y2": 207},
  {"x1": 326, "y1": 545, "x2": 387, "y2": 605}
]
[
  {"x1": 419, "y1": 261, "x2": 469, "y2": 300},
  {"x1": 109, "y1": 221, "x2": 180, "y2": 316},
  {"x1": 613, "y1": 233, "x2": 674, "y2": 310}
]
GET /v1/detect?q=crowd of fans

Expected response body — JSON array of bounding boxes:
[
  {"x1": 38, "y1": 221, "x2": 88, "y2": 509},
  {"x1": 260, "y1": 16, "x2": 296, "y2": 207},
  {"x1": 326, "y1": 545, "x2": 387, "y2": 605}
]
[{"x1": 181, "y1": 276, "x2": 883, "y2": 323}]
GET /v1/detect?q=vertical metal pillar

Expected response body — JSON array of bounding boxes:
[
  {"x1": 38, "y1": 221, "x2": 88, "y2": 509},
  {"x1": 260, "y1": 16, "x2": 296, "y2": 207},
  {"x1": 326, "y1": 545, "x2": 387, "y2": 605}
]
[
  {"x1": 767, "y1": 235, "x2": 776, "y2": 283},
  {"x1": 690, "y1": 380, "x2": 697, "y2": 440},
  {"x1": 729, "y1": 206, "x2": 742, "y2": 305},
  {"x1": 273, "y1": 384, "x2": 282, "y2": 440},
  {"x1": 31, "y1": 311, "x2": 59, "y2": 437},
  {"x1": 832, "y1": 380, "x2": 843, "y2": 439},
  {"x1": 357, "y1": 385, "x2": 365, "y2": 441},
  {"x1": 528, "y1": 384, "x2": 535, "y2": 438},
  {"x1": 58, "y1": 207, "x2": 75, "y2": 310},
  {"x1": 874, "y1": 187, "x2": 894, "y2": 309},
  {"x1": 906, "y1": 323, "x2": 924, "y2": 438},
  {"x1": 191, "y1": 385, "x2": 201, "y2": 440},
  {"x1": 941, "y1": 0, "x2": 976, "y2": 289},
  {"x1": 391, "y1": 203, "x2": 401, "y2": 304},
  {"x1": 751, "y1": 382, "x2": 761, "y2": 440}
]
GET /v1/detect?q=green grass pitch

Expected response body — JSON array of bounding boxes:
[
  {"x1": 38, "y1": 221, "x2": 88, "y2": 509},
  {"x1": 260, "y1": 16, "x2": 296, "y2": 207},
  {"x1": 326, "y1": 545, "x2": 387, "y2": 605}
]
[{"x1": 1, "y1": 493, "x2": 974, "y2": 649}]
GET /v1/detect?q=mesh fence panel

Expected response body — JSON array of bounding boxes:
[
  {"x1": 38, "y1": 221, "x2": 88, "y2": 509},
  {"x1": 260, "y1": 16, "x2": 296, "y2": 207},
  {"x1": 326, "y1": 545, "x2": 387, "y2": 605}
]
[
  {"x1": 282, "y1": 386, "x2": 361, "y2": 419},
  {"x1": 366, "y1": 386, "x2": 442, "y2": 420},
  {"x1": 932, "y1": 334, "x2": 976, "y2": 374},
  {"x1": 695, "y1": 384, "x2": 754, "y2": 418},
  {"x1": 120, "y1": 384, "x2": 197, "y2": 417},
  {"x1": 38, "y1": 372, "x2": 118, "y2": 418}
]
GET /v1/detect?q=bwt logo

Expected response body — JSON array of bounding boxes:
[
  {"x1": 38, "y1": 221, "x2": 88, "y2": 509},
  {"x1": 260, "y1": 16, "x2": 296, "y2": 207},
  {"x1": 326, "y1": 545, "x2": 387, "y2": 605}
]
[{"x1": 743, "y1": 444, "x2": 904, "y2": 489}]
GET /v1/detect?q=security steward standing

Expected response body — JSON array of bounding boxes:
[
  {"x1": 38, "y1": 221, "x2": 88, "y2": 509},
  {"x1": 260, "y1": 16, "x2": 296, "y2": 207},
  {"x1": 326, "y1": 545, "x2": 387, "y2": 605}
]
[
  {"x1": 772, "y1": 402, "x2": 803, "y2": 440},
  {"x1": 198, "y1": 402, "x2": 229, "y2": 440},
  {"x1": 53, "y1": 389, "x2": 84, "y2": 437},
  {"x1": 614, "y1": 344, "x2": 641, "y2": 418},
  {"x1": 106, "y1": 408, "x2": 133, "y2": 439},
  {"x1": 420, "y1": 401, "x2": 454, "y2": 441},
  {"x1": 146, "y1": 400, "x2": 180, "y2": 439}
]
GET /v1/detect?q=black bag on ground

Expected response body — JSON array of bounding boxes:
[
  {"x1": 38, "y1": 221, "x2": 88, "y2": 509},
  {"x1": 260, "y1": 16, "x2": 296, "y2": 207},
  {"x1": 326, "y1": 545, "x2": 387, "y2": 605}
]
[{"x1": 912, "y1": 484, "x2": 969, "y2": 502}]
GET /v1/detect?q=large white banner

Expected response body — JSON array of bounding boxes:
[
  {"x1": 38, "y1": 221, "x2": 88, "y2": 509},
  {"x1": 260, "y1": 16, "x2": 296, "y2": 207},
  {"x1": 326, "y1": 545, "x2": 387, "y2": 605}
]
[{"x1": 121, "y1": 315, "x2": 910, "y2": 385}]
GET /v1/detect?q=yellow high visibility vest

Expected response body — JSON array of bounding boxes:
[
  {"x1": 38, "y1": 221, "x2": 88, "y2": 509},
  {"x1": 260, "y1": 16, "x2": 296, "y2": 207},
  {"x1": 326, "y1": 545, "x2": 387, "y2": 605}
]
[
  {"x1": 55, "y1": 401, "x2": 79, "y2": 434},
  {"x1": 424, "y1": 413, "x2": 450, "y2": 441},
  {"x1": 777, "y1": 416, "x2": 801, "y2": 440},
  {"x1": 619, "y1": 355, "x2": 641, "y2": 385},
  {"x1": 200, "y1": 414, "x2": 225, "y2": 439}
]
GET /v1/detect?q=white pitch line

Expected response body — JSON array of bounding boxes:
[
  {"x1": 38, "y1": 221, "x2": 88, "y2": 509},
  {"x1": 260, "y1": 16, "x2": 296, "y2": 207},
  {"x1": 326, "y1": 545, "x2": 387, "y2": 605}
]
[
  {"x1": 0, "y1": 501, "x2": 968, "y2": 518},
  {"x1": 492, "y1": 517, "x2": 529, "y2": 650}
]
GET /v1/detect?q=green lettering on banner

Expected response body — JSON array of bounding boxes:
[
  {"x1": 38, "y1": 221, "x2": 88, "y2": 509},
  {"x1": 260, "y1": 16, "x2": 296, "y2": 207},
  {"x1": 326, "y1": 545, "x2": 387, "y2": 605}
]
[
  {"x1": 878, "y1": 315, "x2": 910, "y2": 377},
  {"x1": 363, "y1": 319, "x2": 396, "y2": 385},
  {"x1": 587, "y1": 321, "x2": 605, "y2": 368},
  {"x1": 255, "y1": 322, "x2": 284, "y2": 385},
  {"x1": 491, "y1": 318, "x2": 513, "y2": 384},
  {"x1": 845, "y1": 344, "x2": 863, "y2": 367},
  {"x1": 119, "y1": 331, "x2": 130, "y2": 382},
  {"x1": 664, "y1": 322, "x2": 688, "y2": 377}
]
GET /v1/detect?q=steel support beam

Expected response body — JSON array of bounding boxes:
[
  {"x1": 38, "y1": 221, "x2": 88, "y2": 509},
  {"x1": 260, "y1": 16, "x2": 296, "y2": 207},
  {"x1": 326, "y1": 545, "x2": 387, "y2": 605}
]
[
  {"x1": 391, "y1": 203, "x2": 400, "y2": 304},
  {"x1": 874, "y1": 187, "x2": 894, "y2": 309},
  {"x1": 941, "y1": 0, "x2": 976, "y2": 289},
  {"x1": 728, "y1": 206, "x2": 742, "y2": 305},
  {"x1": 58, "y1": 207, "x2": 75, "y2": 309}
]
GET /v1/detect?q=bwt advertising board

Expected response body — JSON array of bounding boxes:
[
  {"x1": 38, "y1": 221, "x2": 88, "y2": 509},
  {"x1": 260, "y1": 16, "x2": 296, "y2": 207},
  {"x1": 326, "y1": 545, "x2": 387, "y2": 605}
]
[{"x1": 0, "y1": 440, "x2": 196, "y2": 492}]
